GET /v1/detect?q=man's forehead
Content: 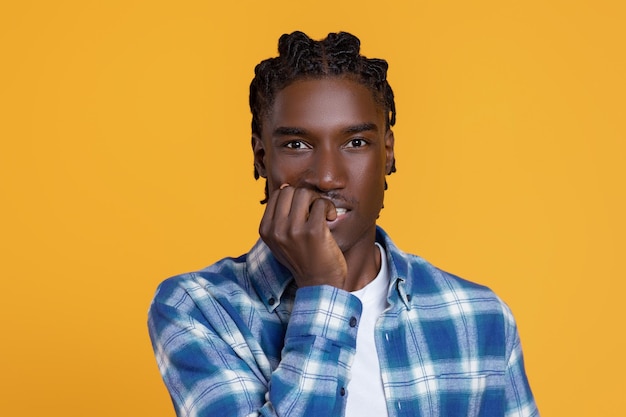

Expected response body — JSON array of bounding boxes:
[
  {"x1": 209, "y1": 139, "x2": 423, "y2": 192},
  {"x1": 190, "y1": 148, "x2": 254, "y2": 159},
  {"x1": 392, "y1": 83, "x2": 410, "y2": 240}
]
[{"x1": 264, "y1": 78, "x2": 385, "y2": 132}]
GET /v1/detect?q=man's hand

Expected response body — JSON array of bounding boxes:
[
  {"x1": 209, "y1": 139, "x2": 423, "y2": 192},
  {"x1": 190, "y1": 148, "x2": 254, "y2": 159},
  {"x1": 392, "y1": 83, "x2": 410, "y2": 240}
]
[{"x1": 259, "y1": 184, "x2": 348, "y2": 289}]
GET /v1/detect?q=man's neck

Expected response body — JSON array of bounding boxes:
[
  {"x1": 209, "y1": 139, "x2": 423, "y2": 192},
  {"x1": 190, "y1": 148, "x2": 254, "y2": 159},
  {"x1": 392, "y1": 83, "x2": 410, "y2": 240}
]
[{"x1": 342, "y1": 238, "x2": 382, "y2": 292}]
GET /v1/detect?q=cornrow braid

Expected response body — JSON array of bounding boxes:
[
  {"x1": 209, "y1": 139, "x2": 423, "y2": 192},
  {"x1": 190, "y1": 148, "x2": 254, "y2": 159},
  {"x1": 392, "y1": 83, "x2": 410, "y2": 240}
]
[{"x1": 250, "y1": 31, "x2": 397, "y2": 203}]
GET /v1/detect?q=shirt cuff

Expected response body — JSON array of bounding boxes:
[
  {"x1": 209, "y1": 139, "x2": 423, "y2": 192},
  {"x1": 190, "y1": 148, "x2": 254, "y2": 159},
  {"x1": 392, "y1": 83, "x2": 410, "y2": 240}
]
[{"x1": 286, "y1": 285, "x2": 363, "y2": 349}]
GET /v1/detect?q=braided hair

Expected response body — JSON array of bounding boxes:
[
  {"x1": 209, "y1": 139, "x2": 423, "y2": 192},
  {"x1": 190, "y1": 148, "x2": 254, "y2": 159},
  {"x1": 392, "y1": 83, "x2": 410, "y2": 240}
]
[{"x1": 249, "y1": 31, "x2": 397, "y2": 203}]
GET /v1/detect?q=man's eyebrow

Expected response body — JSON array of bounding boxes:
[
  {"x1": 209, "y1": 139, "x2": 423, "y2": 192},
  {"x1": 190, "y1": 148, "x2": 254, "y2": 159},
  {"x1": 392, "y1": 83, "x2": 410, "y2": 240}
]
[
  {"x1": 273, "y1": 123, "x2": 378, "y2": 136},
  {"x1": 273, "y1": 126, "x2": 308, "y2": 136},
  {"x1": 344, "y1": 123, "x2": 378, "y2": 134}
]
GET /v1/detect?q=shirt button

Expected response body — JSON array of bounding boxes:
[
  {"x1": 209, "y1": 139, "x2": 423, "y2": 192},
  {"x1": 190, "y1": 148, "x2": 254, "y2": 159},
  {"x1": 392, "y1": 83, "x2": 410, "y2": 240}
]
[
  {"x1": 340, "y1": 387, "x2": 346, "y2": 396},
  {"x1": 268, "y1": 297, "x2": 276, "y2": 306},
  {"x1": 349, "y1": 317, "x2": 357, "y2": 327}
]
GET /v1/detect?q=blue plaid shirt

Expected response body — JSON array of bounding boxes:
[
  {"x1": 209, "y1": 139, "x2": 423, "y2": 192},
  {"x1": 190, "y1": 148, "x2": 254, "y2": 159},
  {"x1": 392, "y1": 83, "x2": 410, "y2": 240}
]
[{"x1": 148, "y1": 227, "x2": 539, "y2": 417}]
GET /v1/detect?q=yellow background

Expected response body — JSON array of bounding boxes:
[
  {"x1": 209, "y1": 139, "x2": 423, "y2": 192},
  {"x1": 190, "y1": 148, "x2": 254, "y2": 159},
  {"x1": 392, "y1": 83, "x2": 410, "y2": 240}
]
[{"x1": 1, "y1": 1, "x2": 624, "y2": 416}]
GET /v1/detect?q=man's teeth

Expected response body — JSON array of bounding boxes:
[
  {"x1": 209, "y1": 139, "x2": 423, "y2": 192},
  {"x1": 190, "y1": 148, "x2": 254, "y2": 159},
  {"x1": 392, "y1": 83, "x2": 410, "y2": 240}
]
[{"x1": 336, "y1": 208, "x2": 347, "y2": 216}]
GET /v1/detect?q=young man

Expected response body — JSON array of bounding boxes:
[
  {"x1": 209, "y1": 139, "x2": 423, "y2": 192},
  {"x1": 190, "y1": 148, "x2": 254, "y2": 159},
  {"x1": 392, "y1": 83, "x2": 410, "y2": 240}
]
[{"x1": 148, "y1": 31, "x2": 539, "y2": 417}]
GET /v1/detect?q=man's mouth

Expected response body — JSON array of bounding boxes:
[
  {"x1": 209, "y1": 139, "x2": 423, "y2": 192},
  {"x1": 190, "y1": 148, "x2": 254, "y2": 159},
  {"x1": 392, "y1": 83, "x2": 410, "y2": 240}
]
[{"x1": 335, "y1": 207, "x2": 348, "y2": 216}]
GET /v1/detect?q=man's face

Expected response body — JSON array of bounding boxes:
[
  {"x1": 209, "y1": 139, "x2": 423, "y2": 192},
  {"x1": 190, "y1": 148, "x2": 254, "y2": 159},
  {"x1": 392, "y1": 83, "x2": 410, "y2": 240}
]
[{"x1": 253, "y1": 77, "x2": 395, "y2": 254}]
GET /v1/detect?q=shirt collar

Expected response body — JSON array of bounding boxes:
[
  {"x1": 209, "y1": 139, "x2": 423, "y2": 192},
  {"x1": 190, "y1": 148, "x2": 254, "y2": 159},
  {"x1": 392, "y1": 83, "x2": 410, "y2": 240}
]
[{"x1": 375, "y1": 227, "x2": 413, "y2": 310}]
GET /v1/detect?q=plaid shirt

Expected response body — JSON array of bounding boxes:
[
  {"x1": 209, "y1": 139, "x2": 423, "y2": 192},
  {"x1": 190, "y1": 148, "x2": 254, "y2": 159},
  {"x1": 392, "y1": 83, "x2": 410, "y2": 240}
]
[{"x1": 148, "y1": 227, "x2": 539, "y2": 417}]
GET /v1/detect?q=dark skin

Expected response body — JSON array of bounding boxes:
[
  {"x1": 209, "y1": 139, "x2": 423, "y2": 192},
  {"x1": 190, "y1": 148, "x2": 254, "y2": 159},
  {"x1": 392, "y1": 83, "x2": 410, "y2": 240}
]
[{"x1": 252, "y1": 77, "x2": 395, "y2": 292}]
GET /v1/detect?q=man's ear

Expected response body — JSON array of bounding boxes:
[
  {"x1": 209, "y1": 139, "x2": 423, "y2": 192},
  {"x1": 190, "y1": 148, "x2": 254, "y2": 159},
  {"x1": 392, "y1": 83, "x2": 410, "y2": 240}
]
[
  {"x1": 384, "y1": 129, "x2": 396, "y2": 175},
  {"x1": 251, "y1": 134, "x2": 267, "y2": 178}
]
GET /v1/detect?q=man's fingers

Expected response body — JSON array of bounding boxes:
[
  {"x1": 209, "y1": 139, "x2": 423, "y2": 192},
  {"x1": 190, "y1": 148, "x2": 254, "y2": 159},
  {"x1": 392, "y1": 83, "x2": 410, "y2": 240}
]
[
  {"x1": 260, "y1": 183, "x2": 292, "y2": 237},
  {"x1": 289, "y1": 188, "x2": 320, "y2": 223},
  {"x1": 261, "y1": 185, "x2": 336, "y2": 244},
  {"x1": 309, "y1": 197, "x2": 336, "y2": 223},
  {"x1": 272, "y1": 185, "x2": 296, "y2": 224}
]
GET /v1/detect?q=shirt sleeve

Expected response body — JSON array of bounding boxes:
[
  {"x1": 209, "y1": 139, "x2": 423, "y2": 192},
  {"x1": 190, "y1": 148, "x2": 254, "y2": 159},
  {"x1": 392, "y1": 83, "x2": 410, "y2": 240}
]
[
  {"x1": 502, "y1": 305, "x2": 540, "y2": 417},
  {"x1": 268, "y1": 285, "x2": 362, "y2": 416},
  {"x1": 148, "y1": 278, "x2": 362, "y2": 417}
]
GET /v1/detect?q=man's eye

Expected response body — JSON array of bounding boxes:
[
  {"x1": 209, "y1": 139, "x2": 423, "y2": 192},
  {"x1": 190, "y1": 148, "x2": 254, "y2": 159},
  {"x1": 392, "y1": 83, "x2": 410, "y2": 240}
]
[
  {"x1": 347, "y1": 138, "x2": 366, "y2": 148},
  {"x1": 285, "y1": 140, "x2": 305, "y2": 149}
]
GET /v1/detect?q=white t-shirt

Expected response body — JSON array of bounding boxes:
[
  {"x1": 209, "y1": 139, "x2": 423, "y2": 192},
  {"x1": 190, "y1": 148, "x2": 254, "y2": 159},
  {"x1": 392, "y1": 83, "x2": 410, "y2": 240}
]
[{"x1": 344, "y1": 243, "x2": 390, "y2": 417}]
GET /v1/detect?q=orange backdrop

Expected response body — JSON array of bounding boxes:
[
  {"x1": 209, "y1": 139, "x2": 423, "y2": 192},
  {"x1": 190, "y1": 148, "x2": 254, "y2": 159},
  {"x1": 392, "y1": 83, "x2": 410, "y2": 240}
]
[{"x1": 1, "y1": 1, "x2": 624, "y2": 416}]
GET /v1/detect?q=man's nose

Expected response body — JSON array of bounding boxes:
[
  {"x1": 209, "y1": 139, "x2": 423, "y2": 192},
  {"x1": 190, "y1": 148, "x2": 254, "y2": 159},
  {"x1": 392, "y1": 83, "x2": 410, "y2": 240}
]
[{"x1": 303, "y1": 148, "x2": 347, "y2": 192}]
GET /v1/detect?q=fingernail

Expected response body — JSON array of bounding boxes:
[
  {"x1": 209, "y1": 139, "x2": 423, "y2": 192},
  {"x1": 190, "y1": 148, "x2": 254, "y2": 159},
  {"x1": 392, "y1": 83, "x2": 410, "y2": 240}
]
[{"x1": 280, "y1": 183, "x2": 290, "y2": 190}]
